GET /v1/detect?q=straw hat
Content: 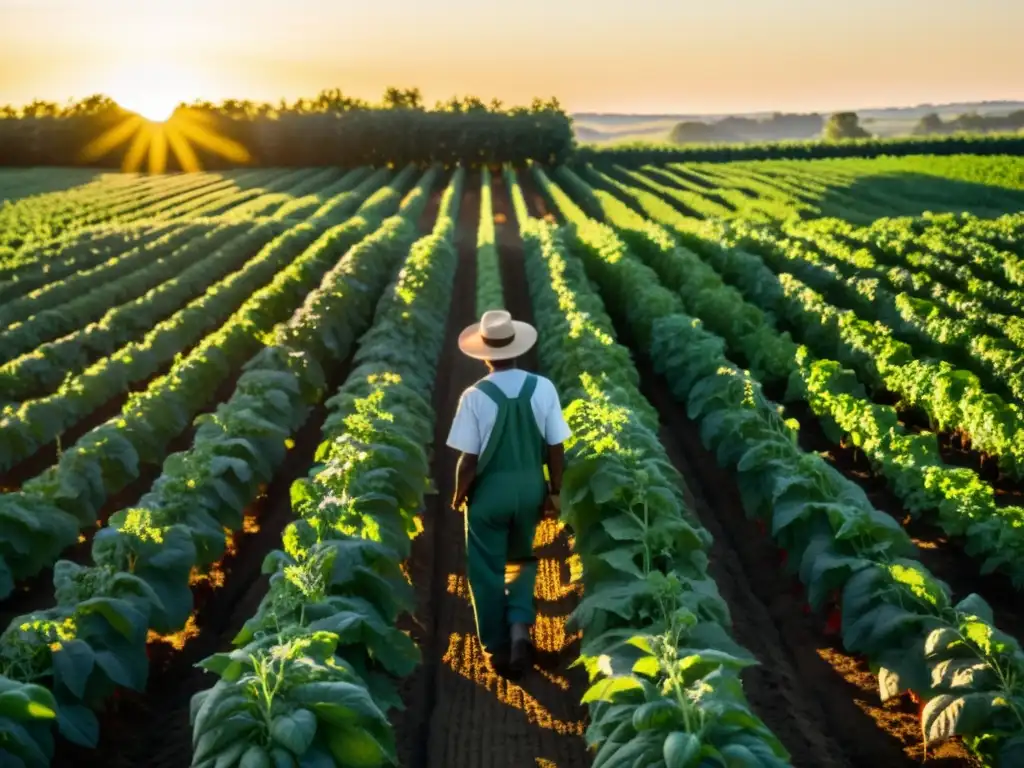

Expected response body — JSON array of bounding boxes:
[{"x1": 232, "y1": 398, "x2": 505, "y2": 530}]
[{"x1": 458, "y1": 310, "x2": 538, "y2": 361}]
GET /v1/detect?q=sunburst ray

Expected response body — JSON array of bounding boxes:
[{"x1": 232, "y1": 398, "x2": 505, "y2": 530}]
[{"x1": 78, "y1": 107, "x2": 251, "y2": 173}]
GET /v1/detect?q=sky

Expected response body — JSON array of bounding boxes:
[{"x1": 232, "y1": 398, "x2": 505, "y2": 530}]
[{"x1": 1, "y1": 0, "x2": 1022, "y2": 115}]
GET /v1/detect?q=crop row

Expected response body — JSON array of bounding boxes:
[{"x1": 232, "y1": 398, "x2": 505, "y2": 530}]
[
  {"x1": 475, "y1": 167, "x2": 504, "y2": 315},
  {"x1": 0, "y1": 222, "x2": 213, "y2": 343},
  {"x1": 0, "y1": 224, "x2": 282, "y2": 401},
  {"x1": 0, "y1": 170, "x2": 418, "y2": 598},
  {"x1": 188, "y1": 169, "x2": 462, "y2": 767},
  {"x1": 716, "y1": 221, "x2": 1024, "y2": 480},
  {"x1": 509, "y1": 168, "x2": 792, "y2": 766},
  {"x1": 0, "y1": 169, "x2": 441, "y2": 767},
  {"x1": 137, "y1": 170, "x2": 296, "y2": 223},
  {"x1": 0, "y1": 172, "x2": 237, "y2": 253},
  {"x1": 556, "y1": 166, "x2": 1024, "y2": 589},
  {"x1": 729, "y1": 219, "x2": 1024, "y2": 405},
  {"x1": 536, "y1": 167, "x2": 1024, "y2": 766},
  {"x1": 0, "y1": 223, "x2": 177, "y2": 303}
]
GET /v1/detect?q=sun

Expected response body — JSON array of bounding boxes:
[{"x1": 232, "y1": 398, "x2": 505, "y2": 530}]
[
  {"x1": 105, "y1": 62, "x2": 197, "y2": 123},
  {"x1": 118, "y1": 93, "x2": 180, "y2": 123}
]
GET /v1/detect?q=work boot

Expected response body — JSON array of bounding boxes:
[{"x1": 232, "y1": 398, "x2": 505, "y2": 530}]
[
  {"x1": 487, "y1": 647, "x2": 512, "y2": 678},
  {"x1": 509, "y1": 622, "x2": 534, "y2": 678}
]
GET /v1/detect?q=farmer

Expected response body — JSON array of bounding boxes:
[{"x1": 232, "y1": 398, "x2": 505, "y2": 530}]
[{"x1": 447, "y1": 309, "x2": 571, "y2": 678}]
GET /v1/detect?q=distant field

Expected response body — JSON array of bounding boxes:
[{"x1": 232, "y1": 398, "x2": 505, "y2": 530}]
[{"x1": 574, "y1": 101, "x2": 1024, "y2": 144}]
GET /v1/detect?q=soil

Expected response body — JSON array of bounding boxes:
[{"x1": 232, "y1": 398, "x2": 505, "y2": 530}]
[{"x1": 394, "y1": 174, "x2": 591, "y2": 768}]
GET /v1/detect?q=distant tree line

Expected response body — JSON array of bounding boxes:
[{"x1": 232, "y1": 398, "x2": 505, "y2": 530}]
[
  {"x1": 669, "y1": 111, "x2": 875, "y2": 145},
  {"x1": 669, "y1": 112, "x2": 824, "y2": 144},
  {"x1": 0, "y1": 87, "x2": 575, "y2": 168},
  {"x1": 913, "y1": 110, "x2": 1024, "y2": 136},
  {"x1": 573, "y1": 131, "x2": 1024, "y2": 167},
  {"x1": 2, "y1": 88, "x2": 1023, "y2": 170},
  {"x1": 666, "y1": 108, "x2": 1024, "y2": 147}
]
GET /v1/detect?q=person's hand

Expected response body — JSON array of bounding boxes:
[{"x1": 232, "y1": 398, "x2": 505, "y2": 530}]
[
  {"x1": 542, "y1": 493, "x2": 561, "y2": 518},
  {"x1": 451, "y1": 492, "x2": 466, "y2": 512}
]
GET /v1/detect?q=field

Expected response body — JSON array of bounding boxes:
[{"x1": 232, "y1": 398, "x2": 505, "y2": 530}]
[
  {"x1": 572, "y1": 102, "x2": 1024, "y2": 145},
  {"x1": 0, "y1": 155, "x2": 1023, "y2": 768}
]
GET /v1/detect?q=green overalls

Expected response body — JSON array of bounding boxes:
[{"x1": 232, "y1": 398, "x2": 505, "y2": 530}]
[{"x1": 465, "y1": 374, "x2": 547, "y2": 656}]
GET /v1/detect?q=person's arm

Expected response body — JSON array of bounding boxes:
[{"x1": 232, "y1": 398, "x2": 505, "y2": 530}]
[
  {"x1": 541, "y1": 380, "x2": 571, "y2": 516},
  {"x1": 453, "y1": 453, "x2": 478, "y2": 511},
  {"x1": 547, "y1": 443, "x2": 564, "y2": 495},
  {"x1": 542, "y1": 443, "x2": 565, "y2": 517},
  {"x1": 446, "y1": 390, "x2": 481, "y2": 512}
]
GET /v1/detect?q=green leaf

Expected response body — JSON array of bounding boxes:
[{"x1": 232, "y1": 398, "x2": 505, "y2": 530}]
[
  {"x1": 582, "y1": 675, "x2": 644, "y2": 704},
  {"x1": 194, "y1": 714, "x2": 262, "y2": 764},
  {"x1": 56, "y1": 703, "x2": 100, "y2": 747},
  {"x1": 720, "y1": 742, "x2": 762, "y2": 766},
  {"x1": 600, "y1": 513, "x2": 645, "y2": 542},
  {"x1": 999, "y1": 736, "x2": 1024, "y2": 767},
  {"x1": 878, "y1": 667, "x2": 901, "y2": 703},
  {"x1": 52, "y1": 639, "x2": 95, "y2": 700},
  {"x1": 240, "y1": 744, "x2": 272, "y2": 768},
  {"x1": 632, "y1": 699, "x2": 681, "y2": 731},
  {"x1": 590, "y1": 469, "x2": 627, "y2": 504},
  {"x1": 632, "y1": 656, "x2": 660, "y2": 678},
  {"x1": 921, "y1": 693, "x2": 996, "y2": 743},
  {"x1": 76, "y1": 596, "x2": 147, "y2": 640},
  {"x1": 0, "y1": 718, "x2": 52, "y2": 766},
  {"x1": 271, "y1": 709, "x2": 317, "y2": 756},
  {"x1": 953, "y1": 593, "x2": 994, "y2": 624},
  {"x1": 597, "y1": 548, "x2": 644, "y2": 579},
  {"x1": 0, "y1": 689, "x2": 57, "y2": 721},
  {"x1": 269, "y1": 746, "x2": 298, "y2": 768},
  {"x1": 214, "y1": 741, "x2": 248, "y2": 768},
  {"x1": 663, "y1": 731, "x2": 700, "y2": 768},
  {"x1": 289, "y1": 681, "x2": 386, "y2": 726}
]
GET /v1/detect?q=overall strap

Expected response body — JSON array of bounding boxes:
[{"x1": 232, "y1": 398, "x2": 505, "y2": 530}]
[
  {"x1": 473, "y1": 379, "x2": 507, "y2": 405},
  {"x1": 518, "y1": 374, "x2": 539, "y2": 401},
  {"x1": 476, "y1": 375, "x2": 543, "y2": 477},
  {"x1": 475, "y1": 379, "x2": 508, "y2": 474}
]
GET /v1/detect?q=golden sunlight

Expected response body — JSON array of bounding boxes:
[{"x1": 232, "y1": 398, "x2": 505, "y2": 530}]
[
  {"x1": 79, "y1": 107, "x2": 250, "y2": 173},
  {"x1": 441, "y1": 632, "x2": 586, "y2": 736},
  {"x1": 105, "y1": 61, "x2": 196, "y2": 123}
]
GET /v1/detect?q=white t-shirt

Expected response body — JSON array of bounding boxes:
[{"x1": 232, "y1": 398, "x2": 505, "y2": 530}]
[{"x1": 446, "y1": 370, "x2": 571, "y2": 456}]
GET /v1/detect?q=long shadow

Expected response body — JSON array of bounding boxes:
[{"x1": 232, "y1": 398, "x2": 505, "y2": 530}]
[
  {"x1": 601, "y1": 165, "x2": 706, "y2": 219},
  {"x1": 815, "y1": 172, "x2": 1024, "y2": 221},
  {"x1": 0, "y1": 169, "x2": 103, "y2": 202},
  {"x1": 576, "y1": 166, "x2": 650, "y2": 219},
  {"x1": 632, "y1": 166, "x2": 738, "y2": 213},
  {"x1": 662, "y1": 164, "x2": 717, "y2": 190}
]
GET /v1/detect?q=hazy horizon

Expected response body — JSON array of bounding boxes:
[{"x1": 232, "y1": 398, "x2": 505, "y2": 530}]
[{"x1": 2, "y1": 0, "x2": 1022, "y2": 116}]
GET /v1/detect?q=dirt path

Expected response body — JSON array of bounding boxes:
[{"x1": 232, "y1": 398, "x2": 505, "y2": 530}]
[{"x1": 396, "y1": 173, "x2": 591, "y2": 768}]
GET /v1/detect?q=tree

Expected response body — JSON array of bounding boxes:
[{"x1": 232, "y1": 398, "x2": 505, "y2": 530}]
[
  {"x1": 64, "y1": 94, "x2": 119, "y2": 116},
  {"x1": 21, "y1": 100, "x2": 60, "y2": 118},
  {"x1": 913, "y1": 113, "x2": 945, "y2": 135},
  {"x1": 381, "y1": 87, "x2": 423, "y2": 110},
  {"x1": 823, "y1": 112, "x2": 871, "y2": 141}
]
